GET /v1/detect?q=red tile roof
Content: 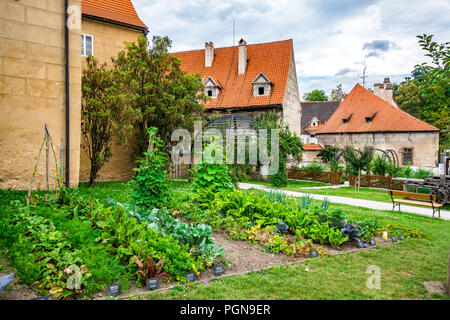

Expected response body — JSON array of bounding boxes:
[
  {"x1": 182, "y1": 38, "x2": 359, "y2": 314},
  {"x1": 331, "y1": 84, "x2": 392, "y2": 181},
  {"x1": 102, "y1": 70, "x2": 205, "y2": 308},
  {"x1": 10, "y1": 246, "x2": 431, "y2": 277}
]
[
  {"x1": 317, "y1": 84, "x2": 439, "y2": 134},
  {"x1": 302, "y1": 144, "x2": 323, "y2": 151},
  {"x1": 171, "y1": 39, "x2": 293, "y2": 109},
  {"x1": 305, "y1": 124, "x2": 324, "y2": 131},
  {"x1": 82, "y1": 0, "x2": 147, "y2": 29}
]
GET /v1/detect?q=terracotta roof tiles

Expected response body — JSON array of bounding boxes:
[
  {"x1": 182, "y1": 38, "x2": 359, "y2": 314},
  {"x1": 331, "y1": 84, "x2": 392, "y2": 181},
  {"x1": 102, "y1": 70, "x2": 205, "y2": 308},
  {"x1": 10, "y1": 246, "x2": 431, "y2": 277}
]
[
  {"x1": 302, "y1": 144, "x2": 323, "y2": 151},
  {"x1": 317, "y1": 84, "x2": 439, "y2": 134},
  {"x1": 171, "y1": 39, "x2": 293, "y2": 109},
  {"x1": 82, "y1": 0, "x2": 147, "y2": 29}
]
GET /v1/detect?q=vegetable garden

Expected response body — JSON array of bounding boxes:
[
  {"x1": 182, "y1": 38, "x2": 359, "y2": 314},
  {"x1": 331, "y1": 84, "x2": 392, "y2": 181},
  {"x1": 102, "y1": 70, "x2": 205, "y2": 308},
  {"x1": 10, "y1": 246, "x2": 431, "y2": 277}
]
[{"x1": 0, "y1": 129, "x2": 431, "y2": 300}]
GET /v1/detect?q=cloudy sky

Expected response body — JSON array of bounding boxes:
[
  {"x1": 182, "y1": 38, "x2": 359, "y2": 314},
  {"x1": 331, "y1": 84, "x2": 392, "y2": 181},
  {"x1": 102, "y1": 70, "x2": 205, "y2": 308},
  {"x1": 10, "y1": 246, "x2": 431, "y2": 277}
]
[{"x1": 132, "y1": 0, "x2": 449, "y2": 98}]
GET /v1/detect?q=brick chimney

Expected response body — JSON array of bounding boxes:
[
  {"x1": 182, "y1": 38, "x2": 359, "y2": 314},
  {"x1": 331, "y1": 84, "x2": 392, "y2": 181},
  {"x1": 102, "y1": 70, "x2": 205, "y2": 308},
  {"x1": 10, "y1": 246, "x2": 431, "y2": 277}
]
[
  {"x1": 373, "y1": 77, "x2": 398, "y2": 108},
  {"x1": 238, "y1": 38, "x2": 247, "y2": 75},
  {"x1": 205, "y1": 41, "x2": 214, "y2": 67}
]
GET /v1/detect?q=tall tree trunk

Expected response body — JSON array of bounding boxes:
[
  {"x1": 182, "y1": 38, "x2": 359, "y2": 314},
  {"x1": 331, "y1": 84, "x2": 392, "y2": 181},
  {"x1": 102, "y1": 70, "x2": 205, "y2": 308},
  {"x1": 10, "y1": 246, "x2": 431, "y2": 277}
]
[{"x1": 358, "y1": 169, "x2": 361, "y2": 192}]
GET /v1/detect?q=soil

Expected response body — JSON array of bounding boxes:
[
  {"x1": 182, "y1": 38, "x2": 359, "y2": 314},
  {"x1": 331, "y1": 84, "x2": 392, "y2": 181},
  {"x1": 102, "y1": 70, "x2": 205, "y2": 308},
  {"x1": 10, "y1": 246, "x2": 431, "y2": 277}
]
[
  {"x1": 423, "y1": 281, "x2": 446, "y2": 296},
  {"x1": 0, "y1": 258, "x2": 40, "y2": 300},
  {"x1": 0, "y1": 234, "x2": 393, "y2": 300}
]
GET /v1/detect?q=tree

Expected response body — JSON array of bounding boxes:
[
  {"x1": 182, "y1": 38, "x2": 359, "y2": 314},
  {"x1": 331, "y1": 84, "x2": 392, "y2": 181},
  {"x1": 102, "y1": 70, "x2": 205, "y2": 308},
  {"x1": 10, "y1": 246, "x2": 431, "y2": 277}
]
[
  {"x1": 330, "y1": 84, "x2": 345, "y2": 100},
  {"x1": 81, "y1": 56, "x2": 138, "y2": 187},
  {"x1": 303, "y1": 89, "x2": 329, "y2": 101},
  {"x1": 394, "y1": 78, "x2": 425, "y2": 117},
  {"x1": 412, "y1": 34, "x2": 450, "y2": 149},
  {"x1": 318, "y1": 146, "x2": 341, "y2": 172},
  {"x1": 113, "y1": 35, "x2": 206, "y2": 158},
  {"x1": 342, "y1": 147, "x2": 373, "y2": 191}
]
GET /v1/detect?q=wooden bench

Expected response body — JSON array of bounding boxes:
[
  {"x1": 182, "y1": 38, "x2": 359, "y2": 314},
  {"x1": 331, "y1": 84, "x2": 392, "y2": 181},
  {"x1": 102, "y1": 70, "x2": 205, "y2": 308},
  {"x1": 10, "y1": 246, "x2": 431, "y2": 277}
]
[{"x1": 388, "y1": 190, "x2": 443, "y2": 218}]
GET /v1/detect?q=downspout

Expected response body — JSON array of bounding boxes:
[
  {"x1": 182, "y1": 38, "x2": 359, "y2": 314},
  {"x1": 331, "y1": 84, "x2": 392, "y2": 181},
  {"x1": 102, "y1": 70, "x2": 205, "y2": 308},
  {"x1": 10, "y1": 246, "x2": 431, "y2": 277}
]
[{"x1": 64, "y1": 0, "x2": 70, "y2": 188}]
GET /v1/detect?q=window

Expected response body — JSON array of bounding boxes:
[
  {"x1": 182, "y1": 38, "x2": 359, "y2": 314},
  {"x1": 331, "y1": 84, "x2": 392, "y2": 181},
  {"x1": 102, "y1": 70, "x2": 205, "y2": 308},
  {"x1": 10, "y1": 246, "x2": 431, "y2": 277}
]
[
  {"x1": 310, "y1": 117, "x2": 320, "y2": 127},
  {"x1": 258, "y1": 87, "x2": 265, "y2": 95},
  {"x1": 342, "y1": 114, "x2": 353, "y2": 124},
  {"x1": 252, "y1": 72, "x2": 271, "y2": 96},
  {"x1": 81, "y1": 34, "x2": 93, "y2": 57},
  {"x1": 402, "y1": 148, "x2": 413, "y2": 165},
  {"x1": 207, "y1": 90, "x2": 213, "y2": 97},
  {"x1": 365, "y1": 112, "x2": 377, "y2": 124}
]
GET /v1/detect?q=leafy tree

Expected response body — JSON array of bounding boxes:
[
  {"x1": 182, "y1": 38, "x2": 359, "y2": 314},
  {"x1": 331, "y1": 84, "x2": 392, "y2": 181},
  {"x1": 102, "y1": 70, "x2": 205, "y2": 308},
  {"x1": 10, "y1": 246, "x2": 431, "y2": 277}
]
[
  {"x1": 113, "y1": 35, "x2": 206, "y2": 157},
  {"x1": 394, "y1": 78, "x2": 425, "y2": 117},
  {"x1": 410, "y1": 34, "x2": 449, "y2": 149},
  {"x1": 342, "y1": 147, "x2": 373, "y2": 191},
  {"x1": 330, "y1": 84, "x2": 345, "y2": 100},
  {"x1": 131, "y1": 127, "x2": 170, "y2": 210},
  {"x1": 318, "y1": 146, "x2": 341, "y2": 172},
  {"x1": 81, "y1": 56, "x2": 138, "y2": 187},
  {"x1": 303, "y1": 89, "x2": 329, "y2": 101}
]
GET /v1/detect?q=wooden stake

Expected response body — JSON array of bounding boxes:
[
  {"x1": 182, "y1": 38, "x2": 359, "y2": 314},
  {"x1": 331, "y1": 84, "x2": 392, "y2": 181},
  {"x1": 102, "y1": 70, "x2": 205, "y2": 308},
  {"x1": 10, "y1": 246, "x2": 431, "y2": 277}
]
[{"x1": 45, "y1": 124, "x2": 50, "y2": 190}]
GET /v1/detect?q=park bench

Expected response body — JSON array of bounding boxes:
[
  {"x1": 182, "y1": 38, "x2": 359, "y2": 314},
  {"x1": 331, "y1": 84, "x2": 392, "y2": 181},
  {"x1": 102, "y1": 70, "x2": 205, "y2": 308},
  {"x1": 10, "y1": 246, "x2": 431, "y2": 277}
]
[{"x1": 388, "y1": 190, "x2": 443, "y2": 218}]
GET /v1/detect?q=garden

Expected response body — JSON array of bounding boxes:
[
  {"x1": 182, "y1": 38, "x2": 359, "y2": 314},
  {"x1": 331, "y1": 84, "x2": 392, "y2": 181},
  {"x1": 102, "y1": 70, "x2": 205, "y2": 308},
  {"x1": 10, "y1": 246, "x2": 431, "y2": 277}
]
[{"x1": 1, "y1": 130, "x2": 443, "y2": 300}]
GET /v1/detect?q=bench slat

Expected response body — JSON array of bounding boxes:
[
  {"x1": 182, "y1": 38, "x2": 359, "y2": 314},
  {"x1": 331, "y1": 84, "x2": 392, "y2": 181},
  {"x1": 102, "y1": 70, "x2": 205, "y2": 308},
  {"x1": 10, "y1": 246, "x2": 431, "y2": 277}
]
[
  {"x1": 388, "y1": 190, "x2": 436, "y2": 201},
  {"x1": 394, "y1": 199, "x2": 444, "y2": 207}
]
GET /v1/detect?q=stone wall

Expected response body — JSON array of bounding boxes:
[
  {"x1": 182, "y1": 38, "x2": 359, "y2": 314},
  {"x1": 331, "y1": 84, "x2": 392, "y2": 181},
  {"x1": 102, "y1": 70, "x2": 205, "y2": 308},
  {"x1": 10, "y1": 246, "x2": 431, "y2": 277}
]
[
  {"x1": 0, "y1": 0, "x2": 82, "y2": 189},
  {"x1": 317, "y1": 131, "x2": 440, "y2": 168},
  {"x1": 78, "y1": 18, "x2": 143, "y2": 183},
  {"x1": 282, "y1": 49, "x2": 302, "y2": 137}
]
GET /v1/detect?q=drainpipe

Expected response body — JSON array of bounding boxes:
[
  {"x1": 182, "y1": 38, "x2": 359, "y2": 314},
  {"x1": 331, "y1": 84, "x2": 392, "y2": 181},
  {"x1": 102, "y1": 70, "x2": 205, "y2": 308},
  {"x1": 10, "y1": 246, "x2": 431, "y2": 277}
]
[{"x1": 64, "y1": 0, "x2": 70, "y2": 188}]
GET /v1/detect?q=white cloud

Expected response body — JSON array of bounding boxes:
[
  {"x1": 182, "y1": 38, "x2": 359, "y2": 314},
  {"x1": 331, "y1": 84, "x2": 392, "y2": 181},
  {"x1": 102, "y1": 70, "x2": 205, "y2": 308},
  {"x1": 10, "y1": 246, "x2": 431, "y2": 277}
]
[{"x1": 132, "y1": 0, "x2": 450, "y2": 96}]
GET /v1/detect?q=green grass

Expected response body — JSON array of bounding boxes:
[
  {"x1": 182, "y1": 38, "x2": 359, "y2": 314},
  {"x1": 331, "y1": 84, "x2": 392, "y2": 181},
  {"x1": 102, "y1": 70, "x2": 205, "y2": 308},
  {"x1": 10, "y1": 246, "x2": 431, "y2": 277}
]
[
  {"x1": 1, "y1": 180, "x2": 449, "y2": 300},
  {"x1": 246, "y1": 179, "x2": 330, "y2": 189}
]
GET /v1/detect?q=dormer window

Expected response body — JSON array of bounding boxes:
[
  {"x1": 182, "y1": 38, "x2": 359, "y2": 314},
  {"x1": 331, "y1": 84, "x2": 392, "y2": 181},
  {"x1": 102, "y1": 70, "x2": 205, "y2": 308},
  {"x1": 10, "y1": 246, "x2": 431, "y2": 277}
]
[
  {"x1": 342, "y1": 114, "x2": 353, "y2": 124},
  {"x1": 365, "y1": 112, "x2": 377, "y2": 124},
  {"x1": 310, "y1": 117, "x2": 320, "y2": 127},
  {"x1": 204, "y1": 76, "x2": 220, "y2": 99},
  {"x1": 252, "y1": 72, "x2": 271, "y2": 96}
]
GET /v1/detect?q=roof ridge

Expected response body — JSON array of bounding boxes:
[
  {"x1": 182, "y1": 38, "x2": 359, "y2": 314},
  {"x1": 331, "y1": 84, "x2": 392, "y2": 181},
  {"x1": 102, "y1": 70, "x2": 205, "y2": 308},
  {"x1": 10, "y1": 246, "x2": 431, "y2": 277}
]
[{"x1": 171, "y1": 39, "x2": 293, "y2": 54}]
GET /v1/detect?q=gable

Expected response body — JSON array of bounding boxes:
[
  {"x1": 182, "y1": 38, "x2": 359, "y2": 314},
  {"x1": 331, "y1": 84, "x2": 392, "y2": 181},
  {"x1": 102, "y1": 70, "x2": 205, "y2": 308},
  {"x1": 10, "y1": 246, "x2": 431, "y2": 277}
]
[
  {"x1": 252, "y1": 72, "x2": 270, "y2": 84},
  {"x1": 171, "y1": 39, "x2": 293, "y2": 110}
]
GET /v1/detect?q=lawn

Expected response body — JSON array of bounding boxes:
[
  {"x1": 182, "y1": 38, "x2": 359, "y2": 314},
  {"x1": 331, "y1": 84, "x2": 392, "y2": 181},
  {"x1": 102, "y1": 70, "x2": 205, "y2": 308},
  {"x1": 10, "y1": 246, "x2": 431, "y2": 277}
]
[
  {"x1": 1, "y1": 180, "x2": 449, "y2": 300},
  {"x1": 246, "y1": 179, "x2": 330, "y2": 189}
]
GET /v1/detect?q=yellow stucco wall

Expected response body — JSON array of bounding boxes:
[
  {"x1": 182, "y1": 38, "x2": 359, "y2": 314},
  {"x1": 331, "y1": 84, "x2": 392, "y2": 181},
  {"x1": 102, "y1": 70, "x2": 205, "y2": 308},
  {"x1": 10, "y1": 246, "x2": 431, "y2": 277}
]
[
  {"x1": 0, "y1": 0, "x2": 82, "y2": 189},
  {"x1": 78, "y1": 18, "x2": 143, "y2": 183}
]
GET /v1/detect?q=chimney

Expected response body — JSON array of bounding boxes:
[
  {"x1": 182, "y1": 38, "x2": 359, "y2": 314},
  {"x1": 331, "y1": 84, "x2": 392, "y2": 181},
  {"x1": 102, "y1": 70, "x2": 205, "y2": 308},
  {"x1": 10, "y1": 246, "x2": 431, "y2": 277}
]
[
  {"x1": 205, "y1": 41, "x2": 214, "y2": 67},
  {"x1": 373, "y1": 77, "x2": 398, "y2": 108},
  {"x1": 238, "y1": 38, "x2": 247, "y2": 75}
]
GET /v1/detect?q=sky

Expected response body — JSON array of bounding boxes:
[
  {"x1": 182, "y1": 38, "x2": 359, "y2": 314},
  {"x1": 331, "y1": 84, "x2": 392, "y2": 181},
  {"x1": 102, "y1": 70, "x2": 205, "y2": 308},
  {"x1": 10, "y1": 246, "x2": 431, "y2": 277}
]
[{"x1": 132, "y1": 0, "x2": 450, "y2": 99}]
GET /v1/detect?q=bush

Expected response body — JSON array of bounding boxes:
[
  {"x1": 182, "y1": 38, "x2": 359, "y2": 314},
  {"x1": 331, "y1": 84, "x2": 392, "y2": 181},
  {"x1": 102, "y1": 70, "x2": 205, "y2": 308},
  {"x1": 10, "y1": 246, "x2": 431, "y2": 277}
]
[
  {"x1": 191, "y1": 140, "x2": 233, "y2": 193},
  {"x1": 298, "y1": 162, "x2": 326, "y2": 172},
  {"x1": 131, "y1": 127, "x2": 170, "y2": 210}
]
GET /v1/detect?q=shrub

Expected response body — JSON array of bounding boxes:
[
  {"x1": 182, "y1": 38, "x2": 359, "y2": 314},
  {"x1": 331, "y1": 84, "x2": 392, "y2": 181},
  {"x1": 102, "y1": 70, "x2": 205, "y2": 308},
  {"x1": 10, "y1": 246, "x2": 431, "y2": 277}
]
[
  {"x1": 299, "y1": 162, "x2": 326, "y2": 172},
  {"x1": 191, "y1": 140, "x2": 233, "y2": 193},
  {"x1": 131, "y1": 127, "x2": 170, "y2": 210}
]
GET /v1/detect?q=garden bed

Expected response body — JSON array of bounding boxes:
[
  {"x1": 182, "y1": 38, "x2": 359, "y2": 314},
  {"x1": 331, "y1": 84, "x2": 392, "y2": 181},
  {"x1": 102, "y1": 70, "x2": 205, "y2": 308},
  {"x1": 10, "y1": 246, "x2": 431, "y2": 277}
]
[{"x1": 97, "y1": 232, "x2": 393, "y2": 300}]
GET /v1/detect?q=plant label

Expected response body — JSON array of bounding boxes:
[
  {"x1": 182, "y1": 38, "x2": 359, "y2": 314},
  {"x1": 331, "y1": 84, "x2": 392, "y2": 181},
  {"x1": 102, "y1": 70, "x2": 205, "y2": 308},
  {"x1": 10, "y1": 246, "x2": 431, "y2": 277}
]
[
  {"x1": 107, "y1": 283, "x2": 121, "y2": 296},
  {"x1": 146, "y1": 278, "x2": 159, "y2": 291},
  {"x1": 213, "y1": 265, "x2": 225, "y2": 276},
  {"x1": 185, "y1": 271, "x2": 197, "y2": 282},
  {"x1": 369, "y1": 239, "x2": 376, "y2": 246},
  {"x1": 392, "y1": 237, "x2": 398, "y2": 242}
]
